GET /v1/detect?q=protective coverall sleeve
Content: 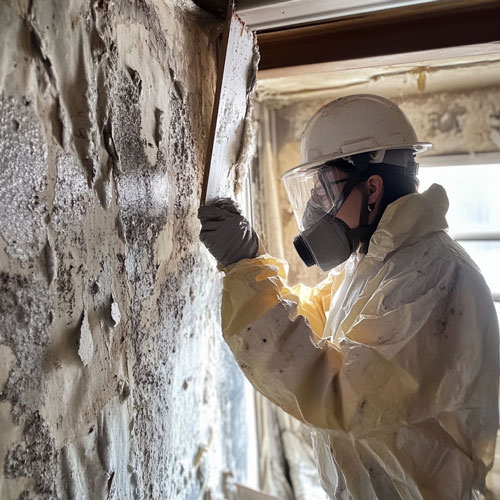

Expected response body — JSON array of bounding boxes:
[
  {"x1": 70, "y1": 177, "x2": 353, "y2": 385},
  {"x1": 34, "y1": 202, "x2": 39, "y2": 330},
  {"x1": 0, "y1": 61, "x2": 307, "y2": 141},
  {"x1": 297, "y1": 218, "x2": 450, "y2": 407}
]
[
  {"x1": 221, "y1": 250, "x2": 499, "y2": 442},
  {"x1": 222, "y1": 254, "x2": 348, "y2": 427},
  {"x1": 222, "y1": 254, "x2": 342, "y2": 339}
]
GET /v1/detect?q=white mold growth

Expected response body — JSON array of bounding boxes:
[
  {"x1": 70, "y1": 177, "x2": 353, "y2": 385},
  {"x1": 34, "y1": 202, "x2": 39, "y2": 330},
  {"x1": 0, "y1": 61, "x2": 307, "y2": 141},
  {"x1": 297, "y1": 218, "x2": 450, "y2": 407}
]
[
  {"x1": 203, "y1": 13, "x2": 259, "y2": 202},
  {"x1": 0, "y1": 96, "x2": 48, "y2": 265},
  {"x1": 233, "y1": 42, "x2": 261, "y2": 196}
]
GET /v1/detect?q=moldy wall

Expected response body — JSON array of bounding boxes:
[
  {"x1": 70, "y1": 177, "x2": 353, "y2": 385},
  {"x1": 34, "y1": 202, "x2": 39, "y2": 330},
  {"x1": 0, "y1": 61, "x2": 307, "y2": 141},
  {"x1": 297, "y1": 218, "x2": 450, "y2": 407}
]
[{"x1": 0, "y1": 1, "x2": 249, "y2": 499}]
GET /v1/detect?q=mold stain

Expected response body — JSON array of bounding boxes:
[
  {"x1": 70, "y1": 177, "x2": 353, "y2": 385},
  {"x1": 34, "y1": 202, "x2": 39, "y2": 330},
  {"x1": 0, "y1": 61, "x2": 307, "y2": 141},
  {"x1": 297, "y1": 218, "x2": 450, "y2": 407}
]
[{"x1": 0, "y1": 1, "x2": 252, "y2": 498}]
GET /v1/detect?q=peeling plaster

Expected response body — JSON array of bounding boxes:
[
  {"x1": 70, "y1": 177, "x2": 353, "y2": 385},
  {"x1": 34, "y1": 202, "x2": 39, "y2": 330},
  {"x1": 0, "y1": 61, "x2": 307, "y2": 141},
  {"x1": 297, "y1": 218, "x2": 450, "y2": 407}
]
[
  {"x1": 78, "y1": 309, "x2": 94, "y2": 368},
  {"x1": 0, "y1": 0, "x2": 251, "y2": 498}
]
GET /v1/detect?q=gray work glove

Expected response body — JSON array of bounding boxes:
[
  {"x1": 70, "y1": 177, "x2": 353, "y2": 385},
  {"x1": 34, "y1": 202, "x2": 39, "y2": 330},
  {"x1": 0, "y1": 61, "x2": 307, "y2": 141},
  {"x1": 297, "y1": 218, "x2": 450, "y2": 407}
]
[{"x1": 198, "y1": 198, "x2": 259, "y2": 267}]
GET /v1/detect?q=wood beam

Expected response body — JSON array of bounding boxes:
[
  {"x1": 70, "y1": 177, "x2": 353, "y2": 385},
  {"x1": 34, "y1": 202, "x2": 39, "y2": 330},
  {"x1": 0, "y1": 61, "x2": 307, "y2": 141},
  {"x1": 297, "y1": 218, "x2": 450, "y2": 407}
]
[{"x1": 257, "y1": 0, "x2": 500, "y2": 70}]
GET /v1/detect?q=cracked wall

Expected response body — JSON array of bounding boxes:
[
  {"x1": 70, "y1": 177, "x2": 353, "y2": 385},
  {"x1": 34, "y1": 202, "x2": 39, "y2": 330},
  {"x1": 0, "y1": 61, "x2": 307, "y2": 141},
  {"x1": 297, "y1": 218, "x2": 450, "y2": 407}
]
[{"x1": 0, "y1": 1, "x2": 249, "y2": 499}]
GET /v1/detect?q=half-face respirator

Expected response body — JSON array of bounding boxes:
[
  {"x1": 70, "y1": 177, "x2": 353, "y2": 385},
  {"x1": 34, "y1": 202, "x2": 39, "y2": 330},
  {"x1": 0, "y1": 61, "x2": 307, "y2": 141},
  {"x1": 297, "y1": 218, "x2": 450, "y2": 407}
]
[{"x1": 282, "y1": 154, "x2": 373, "y2": 272}]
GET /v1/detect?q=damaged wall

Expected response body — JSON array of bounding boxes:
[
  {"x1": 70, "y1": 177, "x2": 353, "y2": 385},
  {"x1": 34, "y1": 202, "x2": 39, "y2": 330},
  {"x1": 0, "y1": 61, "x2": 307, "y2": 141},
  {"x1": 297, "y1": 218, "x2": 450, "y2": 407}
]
[{"x1": 0, "y1": 1, "x2": 250, "y2": 499}]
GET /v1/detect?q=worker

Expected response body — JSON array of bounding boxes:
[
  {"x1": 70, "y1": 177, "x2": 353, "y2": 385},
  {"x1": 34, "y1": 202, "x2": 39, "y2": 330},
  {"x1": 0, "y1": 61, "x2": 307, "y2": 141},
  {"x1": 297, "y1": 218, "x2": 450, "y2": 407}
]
[{"x1": 198, "y1": 94, "x2": 499, "y2": 499}]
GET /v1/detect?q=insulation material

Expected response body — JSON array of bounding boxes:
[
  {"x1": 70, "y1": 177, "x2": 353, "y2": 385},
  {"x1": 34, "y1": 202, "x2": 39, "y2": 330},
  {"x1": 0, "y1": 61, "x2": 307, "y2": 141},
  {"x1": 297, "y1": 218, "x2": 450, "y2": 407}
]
[{"x1": 0, "y1": 1, "x2": 254, "y2": 498}]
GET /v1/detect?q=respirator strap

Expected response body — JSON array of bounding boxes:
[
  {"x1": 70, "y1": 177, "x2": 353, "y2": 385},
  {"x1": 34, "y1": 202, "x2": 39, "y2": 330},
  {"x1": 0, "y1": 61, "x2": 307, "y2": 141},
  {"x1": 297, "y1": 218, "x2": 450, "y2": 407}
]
[
  {"x1": 329, "y1": 153, "x2": 371, "y2": 217},
  {"x1": 355, "y1": 153, "x2": 381, "y2": 250},
  {"x1": 334, "y1": 153, "x2": 375, "y2": 252}
]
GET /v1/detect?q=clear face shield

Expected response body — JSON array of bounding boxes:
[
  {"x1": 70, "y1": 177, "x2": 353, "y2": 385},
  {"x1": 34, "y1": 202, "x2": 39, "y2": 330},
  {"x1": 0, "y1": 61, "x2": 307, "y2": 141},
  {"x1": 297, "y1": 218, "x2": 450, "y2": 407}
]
[
  {"x1": 281, "y1": 150, "x2": 420, "y2": 271},
  {"x1": 281, "y1": 163, "x2": 349, "y2": 231}
]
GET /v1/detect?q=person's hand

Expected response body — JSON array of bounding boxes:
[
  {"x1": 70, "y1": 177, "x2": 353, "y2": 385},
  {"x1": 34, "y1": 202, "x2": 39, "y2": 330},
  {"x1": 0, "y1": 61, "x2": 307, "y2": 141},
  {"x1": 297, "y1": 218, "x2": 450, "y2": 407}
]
[{"x1": 198, "y1": 198, "x2": 259, "y2": 267}]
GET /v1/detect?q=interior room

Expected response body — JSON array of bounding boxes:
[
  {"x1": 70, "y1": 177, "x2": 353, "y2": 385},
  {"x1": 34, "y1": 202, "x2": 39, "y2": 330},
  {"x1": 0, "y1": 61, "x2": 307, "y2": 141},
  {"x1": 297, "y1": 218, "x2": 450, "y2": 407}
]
[{"x1": 0, "y1": 0, "x2": 499, "y2": 498}]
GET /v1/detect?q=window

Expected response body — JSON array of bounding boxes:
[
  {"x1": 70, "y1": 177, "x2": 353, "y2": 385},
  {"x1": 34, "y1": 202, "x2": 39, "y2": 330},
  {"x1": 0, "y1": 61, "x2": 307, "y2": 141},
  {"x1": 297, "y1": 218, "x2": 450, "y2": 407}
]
[
  {"x1": 418, "y1": 153, "x2": 500, "y2": 319},
  {"x1": 236, "y1": 175, "x2": 261, "y2": 493}
]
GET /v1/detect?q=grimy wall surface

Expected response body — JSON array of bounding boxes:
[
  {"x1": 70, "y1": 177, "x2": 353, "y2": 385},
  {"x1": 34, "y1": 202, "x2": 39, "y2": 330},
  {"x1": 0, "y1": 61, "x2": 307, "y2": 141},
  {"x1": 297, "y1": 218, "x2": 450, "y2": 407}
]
[{"x1": 0, "y1": 1, "x2": 248, "y2": 499}]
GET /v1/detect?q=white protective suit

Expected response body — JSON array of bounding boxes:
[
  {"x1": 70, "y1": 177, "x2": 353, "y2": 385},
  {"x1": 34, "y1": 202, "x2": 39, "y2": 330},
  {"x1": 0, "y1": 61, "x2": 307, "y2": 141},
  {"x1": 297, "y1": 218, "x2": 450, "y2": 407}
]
[{"x1": 221, "y1": 184, "x2": 499, "y2": 499}]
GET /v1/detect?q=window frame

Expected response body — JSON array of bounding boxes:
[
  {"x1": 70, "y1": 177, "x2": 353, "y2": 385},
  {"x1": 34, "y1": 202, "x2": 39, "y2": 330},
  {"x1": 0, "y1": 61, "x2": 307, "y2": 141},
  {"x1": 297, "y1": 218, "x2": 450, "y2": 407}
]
[{"x1": 419, "y1": 152, "x2": 500, "y2": 302}]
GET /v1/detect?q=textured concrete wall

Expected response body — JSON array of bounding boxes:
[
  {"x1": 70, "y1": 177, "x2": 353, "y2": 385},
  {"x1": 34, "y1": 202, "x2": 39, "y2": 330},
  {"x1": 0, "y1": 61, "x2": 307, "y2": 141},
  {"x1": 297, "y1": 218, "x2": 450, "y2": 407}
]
[
  {"x1": 0, "y1": 1, "x2": 248, "y2": 499},
  {"x1": 266, "y1": 87, "x2": 500, "y2": 286}
]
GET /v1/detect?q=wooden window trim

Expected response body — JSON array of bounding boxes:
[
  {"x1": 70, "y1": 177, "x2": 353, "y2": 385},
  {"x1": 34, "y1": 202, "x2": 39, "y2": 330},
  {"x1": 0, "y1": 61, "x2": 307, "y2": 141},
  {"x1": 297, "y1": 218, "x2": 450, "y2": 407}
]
[{"x1": 256, "y1": 0, "x2": 500, "y2": 70}]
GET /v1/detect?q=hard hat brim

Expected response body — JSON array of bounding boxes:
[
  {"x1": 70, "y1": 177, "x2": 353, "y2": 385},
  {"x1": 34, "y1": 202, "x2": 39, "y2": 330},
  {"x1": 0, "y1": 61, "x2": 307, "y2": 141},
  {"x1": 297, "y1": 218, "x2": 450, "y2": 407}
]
[{"x1": 282, "y1": 142, "x2": 432, "y2": 180}]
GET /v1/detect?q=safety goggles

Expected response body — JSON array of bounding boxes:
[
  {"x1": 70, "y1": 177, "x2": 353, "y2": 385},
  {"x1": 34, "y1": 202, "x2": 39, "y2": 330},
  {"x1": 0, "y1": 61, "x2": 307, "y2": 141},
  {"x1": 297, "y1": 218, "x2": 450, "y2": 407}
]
[{"x1": 282, "y1": 163, "x2": 350, "y2": 231}]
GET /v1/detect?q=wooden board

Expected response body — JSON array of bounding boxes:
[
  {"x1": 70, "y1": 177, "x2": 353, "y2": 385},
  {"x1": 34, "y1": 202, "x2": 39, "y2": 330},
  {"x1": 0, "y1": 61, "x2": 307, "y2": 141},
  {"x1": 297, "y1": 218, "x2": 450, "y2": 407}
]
[
  {"x1": 256, "y1": 0, "x2": 500, "y2": 71},
  {"x1": 200, "y1": 4, "x2": 258, "y2": 204}
]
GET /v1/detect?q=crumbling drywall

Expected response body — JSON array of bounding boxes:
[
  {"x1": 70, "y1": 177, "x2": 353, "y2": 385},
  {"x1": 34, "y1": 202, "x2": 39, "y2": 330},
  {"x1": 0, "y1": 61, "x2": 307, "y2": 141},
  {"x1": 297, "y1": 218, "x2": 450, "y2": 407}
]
[
  {"x1": 0, "y1": 1, "x2": 249, "y2": 499},
  {"x1": 257, "y1": 86, "x2": 500, "y2": 286}
]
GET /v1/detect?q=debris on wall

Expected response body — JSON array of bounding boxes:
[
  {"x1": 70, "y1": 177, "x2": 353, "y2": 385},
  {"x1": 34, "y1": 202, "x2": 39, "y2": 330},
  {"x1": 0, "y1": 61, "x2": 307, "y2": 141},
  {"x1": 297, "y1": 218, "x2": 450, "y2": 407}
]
[
  {"x1": 395, "y1": 89, "x2": 500, "y2": 155},
  {"x1": 0, "y1": 1, "x2": 251, "y2": 498}
]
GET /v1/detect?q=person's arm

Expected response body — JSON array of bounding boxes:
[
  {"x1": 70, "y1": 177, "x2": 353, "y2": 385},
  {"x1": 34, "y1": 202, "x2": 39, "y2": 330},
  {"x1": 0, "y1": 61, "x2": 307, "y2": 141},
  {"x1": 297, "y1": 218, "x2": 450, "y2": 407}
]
[
  {"x1": 198, "y1": 197, "x2": 341, "y2": 338},
  {"x1": 199, "y1": 198, "x2": 498, "y2": 437},
  {"x1": 222, "y1": 254, "x2": 342, "y2": 339},
  {"x1": 221, "y1": 253, "x2": 345, "y2": 428},
  {"x1": 222, "y1": 250, "x2": 498, "y2": 438}
]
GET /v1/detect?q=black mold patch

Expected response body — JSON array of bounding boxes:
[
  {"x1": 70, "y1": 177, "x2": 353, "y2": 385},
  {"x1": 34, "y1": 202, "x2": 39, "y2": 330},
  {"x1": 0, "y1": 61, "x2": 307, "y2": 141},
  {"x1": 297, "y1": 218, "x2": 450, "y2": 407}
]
[
  {"x1": 0, "y1": 272, "x2": 51, "y2": 425},
  {"x1": 5, "y1": 412, "x2": 57, "y2": 499},
  {"x1": 0, "y1": 1, "x2": 249, "y2": 498},
  {"x1": 50, "y1": 152, "x2": 92, "y2": 319},
  {"x1": 111, "y1": 70, "x2": 165, "y2": 302},
  {"x1": 51, "y1": 152, "x2": 90, "y2": 234}
]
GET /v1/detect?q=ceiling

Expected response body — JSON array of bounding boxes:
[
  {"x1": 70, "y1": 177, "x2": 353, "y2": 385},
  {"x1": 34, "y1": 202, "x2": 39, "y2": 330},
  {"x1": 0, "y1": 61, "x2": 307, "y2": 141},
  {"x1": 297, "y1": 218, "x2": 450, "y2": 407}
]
[
  {"x1": 192, "y1": 0, "x2": 500, "y2": 101},
  {"x1": 257, "y1": 49, "x2": 500, "y2": 103},
  {"x1": 236, "y1": 0, "x2": 440, "y2": 31}
]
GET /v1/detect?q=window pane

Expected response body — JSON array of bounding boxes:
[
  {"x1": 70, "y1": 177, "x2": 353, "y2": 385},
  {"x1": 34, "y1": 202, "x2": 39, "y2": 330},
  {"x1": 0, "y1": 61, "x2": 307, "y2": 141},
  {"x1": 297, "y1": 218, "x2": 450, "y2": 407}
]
[
  {"x1": 418, "y1": 164, "x2": 500, "y2": 235},
  {"x1": 458, "y1": 241, "x2": 500, "y2": 296}
]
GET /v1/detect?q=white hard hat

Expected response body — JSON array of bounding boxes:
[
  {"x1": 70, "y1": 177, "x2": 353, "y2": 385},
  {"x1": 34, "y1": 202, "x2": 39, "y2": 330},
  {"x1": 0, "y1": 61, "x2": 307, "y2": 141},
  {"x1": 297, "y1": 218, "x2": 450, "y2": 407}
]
[{"x1": 298, "y1": 94, "x2": 432, "y2": 170}]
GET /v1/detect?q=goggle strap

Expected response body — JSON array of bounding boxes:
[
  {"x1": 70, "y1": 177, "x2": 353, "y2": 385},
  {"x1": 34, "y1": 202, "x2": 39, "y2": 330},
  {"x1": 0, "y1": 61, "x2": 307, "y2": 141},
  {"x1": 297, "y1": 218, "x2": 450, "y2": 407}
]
[
  {"x1": 330, "y1": 152, "x2": 371, "y2": 216},
  {"x1": 331, "y1": 170, "x2": 361, "y2": 217}
]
